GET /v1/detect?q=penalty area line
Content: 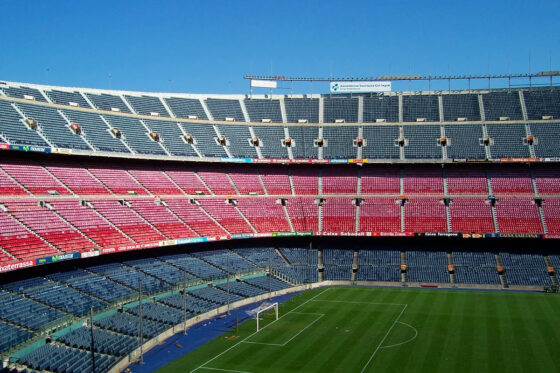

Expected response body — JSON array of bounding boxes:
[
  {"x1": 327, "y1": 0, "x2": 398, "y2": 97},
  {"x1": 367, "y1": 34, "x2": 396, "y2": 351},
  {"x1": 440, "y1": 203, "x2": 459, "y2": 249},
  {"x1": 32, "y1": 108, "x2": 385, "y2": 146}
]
[{"x1": 190, "y1": 288, "x2": 331, "y2": 373}]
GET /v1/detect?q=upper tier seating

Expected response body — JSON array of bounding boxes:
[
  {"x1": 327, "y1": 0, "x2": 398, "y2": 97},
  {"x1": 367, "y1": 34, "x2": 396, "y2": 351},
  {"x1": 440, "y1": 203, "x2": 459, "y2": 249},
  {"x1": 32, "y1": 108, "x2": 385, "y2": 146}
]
[
  {"x1": 1, "y1": 85, "x2": 47, "y2": 102},
  {"x1": 323, "y1": 97, "x2": 358, "y2": 123},
  {"x1": 442, "y1": 94, "x2": 481, "y2": 121},
  {"x1": 403, "y1": 125, "x2": 442, "y2": 160},
  {"x1": 284, "y1": 98, "x2": 319, "y2": 123},
  {"x1": 482, "y1": 91, "x2": 523, "y2": 121},
  {"x1": 44, "y1": 89, "x2": 91, "y2": 108},
  {"x1": 530, "y1": 123, "x2": 560, "y2": 158},
  {"x1": 363, "y1": 95, "x2": 398, "y2": 122},
  {"x1": 444, "y1": 124, "x2": 486, "y2": 159},
  {"x1": 486, "y1": 123, "x2": 530, "y2": 158},
  {"x1": 16, "y1": 102, "x2": 92, "y2": 150},
  {"x1": 61, "y1": 109, "x2": 131, "y2": 153},
  {"x1": 164, "y1": 96, "x2": 208, "y2": 120},
  {"x1": 124, "y1": 95, "x2": 168, "y2": 116},
  {"x1": 402, "y1": 95, "x2": 439, "y2": 122},
  {"x1": 523, "y1": 89, "x2": 560, "y2": 120},
  {"x1": 85, "y1": 92, "x2": 131, "y2": 113},
  {"x1": 0, "y1": 100, "x2": 50, "y2": 147},
  {"x1": 244, "y1": 99, "x2": 282, "y2": 122},
  {"x1": 206, "y1": 98, "x2": 244, "y2": 121}
]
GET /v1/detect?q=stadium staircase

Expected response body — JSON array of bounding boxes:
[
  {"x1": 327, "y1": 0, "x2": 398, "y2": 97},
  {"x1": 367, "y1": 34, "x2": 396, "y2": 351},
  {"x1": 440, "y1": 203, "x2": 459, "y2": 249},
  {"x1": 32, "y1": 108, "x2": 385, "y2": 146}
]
[
  {"x1": 41, "y1": 167, "x2": 75, "y2": 195},
  {"x1": 161, "y1": 171, "x2": 188, "y2": 195},
  {"x1": 282, "y1": 203, "x2": 295, "y2": 232},
  {"x1": 351, "y1": 249, "x2": 359, "y2": 281},
  {"x1": 401, "y1": 251, "x2": 407, "y2": 283},
  {"x1": 122, "y1": 170, "x2": 151, "y2": 195},
  {"x1": 194, "y1": 172, "x2": 215, "y2": 195},
  {"x1": 46, "y1": 275, "x2": 110, "y2": 304},
  {"x1": 448, "y1": 252, "x2": 456, "y2": 285},
  {"x1": 543, "y1": 256, "x2": 559, "y2": 286},
  {"x1": 194, "y1": 203, "x2": 231, "y2": 235},
  {"x1": 57, "y1": 110, "x2": 96, "y2": 151},
  {"x1": 2, "y1": 285, "x2": 72, "y2": 316},
  {"x1": 0, "y1": 167, "x2": 31, "y2": 195},
  {"x1": 317, "y1": 248, "x2": 324, "y2": 282},
  {"x1": 88, "y1": 202, "x2": 137, "y2": 243},
  {"x1": 225, "y1": 173, "x2": 242, "y2": 195},
  {"x1": 49, "y1": 206, "x2": 100, "y2": 249},
  {"x1": 232, "y1": 205, "x2": 258, "y2": 234},
  {"x1": 275, "y1": 248, "x2": 291, "y2": 265},
  {"x1": 8, "y1": 213, "x2": 64, "y2": 255},
  {"x1": 495, "y1": 253, "x2": 509, "y2": 288}
]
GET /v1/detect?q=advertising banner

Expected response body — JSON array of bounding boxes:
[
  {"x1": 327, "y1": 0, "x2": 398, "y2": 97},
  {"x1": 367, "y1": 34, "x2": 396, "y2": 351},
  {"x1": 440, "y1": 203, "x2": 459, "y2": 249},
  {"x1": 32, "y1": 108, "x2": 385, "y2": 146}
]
[
  {"x1": 251, "y1": 80, "x2": 277, "y2": 89},
  {"x1": 330, "y1": 81, "x2": 391, "y2": 93},
  {"x1": 0, "y1": 260, "x2": 34, "y2": 273}
]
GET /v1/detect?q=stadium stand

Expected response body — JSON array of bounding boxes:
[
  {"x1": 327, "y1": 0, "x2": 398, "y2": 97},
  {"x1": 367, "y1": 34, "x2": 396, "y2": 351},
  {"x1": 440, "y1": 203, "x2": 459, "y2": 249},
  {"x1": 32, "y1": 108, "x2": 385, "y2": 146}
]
[{"x1": 2, "y1": 81, "x2": 560, "y2": 373}]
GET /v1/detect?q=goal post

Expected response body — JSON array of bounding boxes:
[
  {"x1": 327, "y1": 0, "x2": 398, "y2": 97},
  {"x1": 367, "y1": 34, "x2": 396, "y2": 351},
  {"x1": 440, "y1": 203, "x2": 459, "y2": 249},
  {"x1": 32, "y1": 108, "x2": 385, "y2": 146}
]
[{"x1": 247, "y1": 302, "x2": 279, "y2": 332}]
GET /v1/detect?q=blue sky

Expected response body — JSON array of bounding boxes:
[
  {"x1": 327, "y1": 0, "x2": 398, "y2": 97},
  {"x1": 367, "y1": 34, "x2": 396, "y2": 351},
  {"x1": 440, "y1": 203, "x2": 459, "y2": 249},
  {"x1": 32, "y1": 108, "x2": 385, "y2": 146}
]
[{"x1": 1, "y1": 0, "x2": 559, "y2": 93}]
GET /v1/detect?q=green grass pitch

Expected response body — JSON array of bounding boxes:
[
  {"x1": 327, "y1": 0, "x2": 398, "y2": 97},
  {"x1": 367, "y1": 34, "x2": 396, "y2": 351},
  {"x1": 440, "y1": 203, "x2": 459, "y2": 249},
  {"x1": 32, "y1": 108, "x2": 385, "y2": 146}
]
[{"x1": 157, "y1": 286, "x2": 560, "y2": 372}]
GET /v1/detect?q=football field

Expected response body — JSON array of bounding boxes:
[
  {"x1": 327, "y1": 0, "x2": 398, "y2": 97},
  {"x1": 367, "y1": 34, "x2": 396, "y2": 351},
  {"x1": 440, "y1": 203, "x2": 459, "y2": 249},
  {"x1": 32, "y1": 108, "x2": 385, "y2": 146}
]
[{"x1": 158, "y1": 286, "x2": 560, "y2": 372}]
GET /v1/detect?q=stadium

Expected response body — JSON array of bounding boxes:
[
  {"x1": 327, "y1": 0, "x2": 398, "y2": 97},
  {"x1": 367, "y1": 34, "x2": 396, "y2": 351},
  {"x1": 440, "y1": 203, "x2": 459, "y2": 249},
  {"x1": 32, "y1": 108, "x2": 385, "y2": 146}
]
[
  {"x1": 0, "y1": 74, "x2": 559, "y2": 372},
  {"x1": 1, "y1": 2, "x2": 560, "y2": 372}
]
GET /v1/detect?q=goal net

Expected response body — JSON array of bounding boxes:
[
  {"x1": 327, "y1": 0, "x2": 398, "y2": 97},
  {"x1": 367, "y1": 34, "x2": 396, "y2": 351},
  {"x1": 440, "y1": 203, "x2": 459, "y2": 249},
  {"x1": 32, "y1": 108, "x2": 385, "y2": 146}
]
[{"x1": 246, "y1": 302, "x2": 278, "y2": 331}]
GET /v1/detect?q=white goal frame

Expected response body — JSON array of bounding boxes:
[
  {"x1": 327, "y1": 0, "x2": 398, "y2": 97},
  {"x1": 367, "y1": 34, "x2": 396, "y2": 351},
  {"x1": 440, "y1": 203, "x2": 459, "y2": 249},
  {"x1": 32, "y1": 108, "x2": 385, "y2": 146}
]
[{"x1": 254, "y1": 302, "x2": 279, "y2": 332}]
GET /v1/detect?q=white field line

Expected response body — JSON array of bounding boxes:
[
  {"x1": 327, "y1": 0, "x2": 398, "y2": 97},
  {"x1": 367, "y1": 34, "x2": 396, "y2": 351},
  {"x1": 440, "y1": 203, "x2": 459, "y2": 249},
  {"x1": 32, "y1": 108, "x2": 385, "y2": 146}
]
[
  {"x1": 380, "y1": 321, "x2": 418, "y2": 349},
  {"x1": 198, "y1": 367, "x2": 253, "y2": 373},
  {"x1": 190, "y1": 288, "x2": 330, "y2": 373},
  {"x1": 360, "y1": 304, "x2": 408, "y2": 373},
  {"x1": 312, "y1": 299, "x2": 406, "y2": 306},
  {"x1": 279, "y1": 313, "x2": 324, "y2": 346},
  {"x1": 243, "y1": 313, "x2": 325, "y2": 347}
]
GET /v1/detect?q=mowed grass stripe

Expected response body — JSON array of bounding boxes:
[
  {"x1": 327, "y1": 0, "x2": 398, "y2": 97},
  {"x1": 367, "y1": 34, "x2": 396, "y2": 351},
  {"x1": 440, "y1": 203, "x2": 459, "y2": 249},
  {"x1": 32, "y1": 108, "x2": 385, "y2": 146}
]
[{"x1": 157, "y1": 287, "x2": 560, "y2": 373}]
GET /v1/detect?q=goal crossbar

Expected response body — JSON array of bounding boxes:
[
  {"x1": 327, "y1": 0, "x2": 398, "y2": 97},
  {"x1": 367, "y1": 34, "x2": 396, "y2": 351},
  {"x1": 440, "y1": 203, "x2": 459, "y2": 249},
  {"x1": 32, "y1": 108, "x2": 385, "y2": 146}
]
[{"x1": 250, "y1": 302, "x2": 278, "y2": 331}]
